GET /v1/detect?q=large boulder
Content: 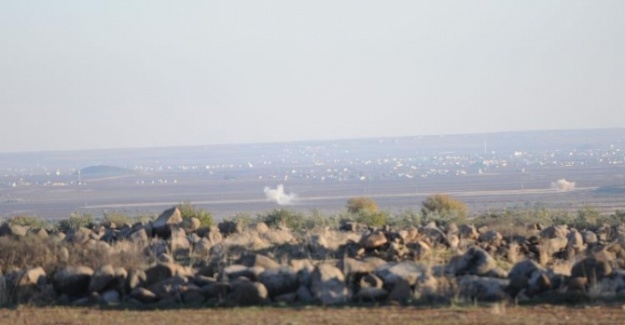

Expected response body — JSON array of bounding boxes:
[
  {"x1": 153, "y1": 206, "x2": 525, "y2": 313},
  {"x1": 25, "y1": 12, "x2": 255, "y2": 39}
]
[
  {"x1": 228, "y1": 279, "x2": 268, "y2": 306},
  {"x1": 169, "y1": 227, "x2": 191, "y2": 256},
  {"x1": 0, "y1": 223, "x2": 28, "y2": 237},
  {"x1": 258, "y1": 267, "x2": 299, "y2": 298},
  {"x1": 144, "y1": 262, "x2": 191, "y2": 286},
  {"x1": 53, "y1": 266, "x2": 94, "y2": 297},
  {"x1": 310, "y1": 264, "x2": 348, "y2": 304},
  {"x1": 447, "y1": 246, "x2": 503, "y2": 277},
  {"x1": 89, "y1": 264, "x2": 116, "y2": 293},
  {"x1": 571, "y1": 257, "x2": 612, "y2": 284},
  {"x1": 361, "y1": 231, "x2": 387, "y2": 250},
  {"x1": 236, "y1": 254, "x2": 281, "y2": 270},
  {"x1": 374, "y1": 261, "x2": 429, "y2": 287},
  {"x1": 457, "y1": 275, "x2": 509, "y2": 302},
  {"x1": 152, "y1": 207, "x2": 183, "y2": 238},
  {"x1": 14, "y1": 267, "x2": 47, "y2": 302}
]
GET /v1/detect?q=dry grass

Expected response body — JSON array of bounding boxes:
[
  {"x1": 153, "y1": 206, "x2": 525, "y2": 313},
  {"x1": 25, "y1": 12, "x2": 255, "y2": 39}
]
[{"x1": 2, "y1": 305, "x2": 625, "y2": 325}]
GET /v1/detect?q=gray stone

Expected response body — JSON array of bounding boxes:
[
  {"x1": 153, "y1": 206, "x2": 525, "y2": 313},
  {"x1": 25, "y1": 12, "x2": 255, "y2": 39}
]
[
  {"x1": 152, "y1": 207, "x2": 182, "y2": 238},
  {"x1": 310, "y1": 264, "x2": 348, "y2": 304},
  {"x1": 228, "y1": 279, "x2": 268, "y2": 306},
  {"x1": 258, "y1": 267, "x2": 299, "y2": 298},
  {"x1": 53, "y1": 266, "x2": 94, "y2": 297}
]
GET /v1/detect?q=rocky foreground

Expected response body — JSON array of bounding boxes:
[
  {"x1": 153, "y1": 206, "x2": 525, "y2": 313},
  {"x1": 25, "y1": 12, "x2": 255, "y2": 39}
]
[{"x1": 1, "y1": 206, "x2": 624, "y2": 307}]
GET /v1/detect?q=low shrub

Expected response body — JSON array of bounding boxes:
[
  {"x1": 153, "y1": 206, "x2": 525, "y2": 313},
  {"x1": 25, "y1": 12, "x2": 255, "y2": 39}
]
[
  {"x1": 178, "y1": 202, "x2": 213, "y2": 227},
  {"x1": 56, "y1": 213, "x2": 95, "y2": 233}
]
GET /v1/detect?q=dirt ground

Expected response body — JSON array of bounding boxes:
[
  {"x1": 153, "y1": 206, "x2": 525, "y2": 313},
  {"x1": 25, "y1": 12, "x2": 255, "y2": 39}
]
[{"x1": 1, "y1": 304, "x2": 625, "y2": 325}]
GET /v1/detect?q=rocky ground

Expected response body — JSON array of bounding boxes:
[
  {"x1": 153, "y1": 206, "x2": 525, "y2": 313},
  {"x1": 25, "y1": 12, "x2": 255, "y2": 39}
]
[{"x1": 2, "y1": 206, "x2": 625, "y2": 313}]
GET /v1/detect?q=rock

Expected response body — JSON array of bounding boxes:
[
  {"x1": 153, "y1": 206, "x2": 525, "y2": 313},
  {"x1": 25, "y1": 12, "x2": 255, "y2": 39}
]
[
  {"x1": 66, "y1": 227, "x2": 92, "y2": 245},
  {"x1": 0, "y1": 223, "x2": 28, "y2": 237},
  {"x1": 387, "y1": 278, "x2": 412, "y2": 302},
  {"x1": 360, "y1": 273, "x2": 384, "y2": 289},
  {"x1": 338, "y1": 257, "x2": 377, "y2": 277},
  {"x1": 374, "y1": 261, "x2": 429, "y2": 287},
  {"x1": 583, "y1": 230, "x2": 599, "y2": 245},
  {"x1": 228, "y1": 279, "x2": 268, "y2": 306},
  {"x1": 274, "y1": 292, "x2": 297, "y2": 303},
  {"x1": 540, "y1": 225, "x2": 568, "y2": 239},
  {"x1": 100, "y1": 289, "x2": 120, "y2": 304},
  {"x1": 254, "y1": 222, "x2": 270, "y2": 234},
  {"x1": 457, "y1": 275, "x2": 509, "y2": 302},
  {"x1": 407, "y1": 241, "x2": 431, "y2": 260},
  {"x1": 53, "y1": 266, "x2": 94, "y2": 297},
  {"x1": 479, "y1": 230, "x2": 503, "y2": 247},
  {"x1": 130, "y1": 287, "x2": 160, "y2": 303},
  {"x1": 398, "y1": 227, "x2": 419, "y2": 243},
  {"x1": 193, "y1": 237, "x2": 212, "y2": 256},
  {"x1": 218, "y1": 220, "x2": 242, "y2": 237},
  {"x1": 355, "y1": 287, "x2": 388, "y2": 301},
  {"x1": 361, "y1": 231, "x2": 387, "y2": 249},
  {"x1": 15, "y1": 267, "x2": 47, "y2": 302},
  {"x1": 567, "y1": 277, "x2": 588, "y2": 292},
  {"x1": 169, "y1": 227, "x2": 191, "y2": 256},
  {"x1": 144, "y1": 262, "x2": 189, "y2": 286},
  {"x1": 571, "y1": 257, "x2": 612, "y2": 283},
  {"x1": 310, "y1": 264, "x2": 348, "y2": 304},
  {"x1": 258, "y1": 267, "x2": 299, "y2": 298},
  {"x1": 421, "y1": 224, "x2": 446, "y2": 244},
  {"x1": 296, "y1": 285, "x2": 314, "y2": 303},
  {"x1": 447, "y1": 246, "x2": 500, "y2": 277},
  {"x1": 208, "y1": 229, "x2": 223, "y2": 245},
  {"x1": 566, "y1": 229, "x2": 585, "y2": 254},
  {"x1": 181, "y1": 284, "x2": 206, "y2": 304},
  {"x1": 126, "y1": 269, "x2": 147, "y2": 292},
  {"x1": 128, "y1": 228, "x2": 149, "y2": 245},
  {"x1": 223, "y1": 264, "x2": 257, "y2": 281},
  {"x1": 29, "y1": 228, "x2": 48, "y2": 238},
  {"x1": 506, "y1": 260, "x2": 546, "y2": 295},
  {"x1": 236, "y1": 254, "x2": 281, "y2": 270},
  {"x1": 148, "y1": 276, "x2": 186, "y2": 300},
  {"x1": 458, "y1": 224, "x2": 479, "y2": 240},
  {"x1": 152, "y1": 207, "x2": 183, "y2": 238},
  {"x1": 202, "y1": 281, "x2": 230, "y2": 300},
  {"x1": 89, "y1": 264, "x2": 116, "y2": 293},
  {"x1": 182, "y1": 217, "x2": 201, "y2": 233}
]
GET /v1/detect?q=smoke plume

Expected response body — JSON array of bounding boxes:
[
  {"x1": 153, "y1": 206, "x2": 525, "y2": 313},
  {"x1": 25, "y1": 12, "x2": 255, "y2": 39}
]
[
  {"x1": 264, "y1": 184, "x2": 297, "y2": 205},
  {"x1": 551, "y1": 178, "x2": 576, "y2": 191}
]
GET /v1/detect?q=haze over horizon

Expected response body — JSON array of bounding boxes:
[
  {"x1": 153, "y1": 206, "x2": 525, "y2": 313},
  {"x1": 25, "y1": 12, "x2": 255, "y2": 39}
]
[{"x1": 1, "y1": 1, "x2": 624, "y2": 153}]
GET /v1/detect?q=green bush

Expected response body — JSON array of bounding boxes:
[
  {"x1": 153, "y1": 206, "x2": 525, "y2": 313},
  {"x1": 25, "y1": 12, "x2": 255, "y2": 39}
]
[
  {"x1": 421, "y1": 194, "x2": 468, "y2": 224},
  {"x1": 101, "y1": 211, "x2": 133, "y2": 227},
  {"x1": 259, "y1": 208, "x2": 306, "y2": 231},
  {"x1": 387, "y1": 210, "x2": 422, "y2": 229},
  {"x1": 177, "y1": 202, "x2": 213, "y2": 227},
  {"x1": 7, "y1": 215, "x2": 50, "y2": 229},
  {"x1": 57, "y1": 213, "x2": 95, "y2": 233},
  {"x1": 346, "y1": 197, "x2": 379, "y2": 214}
]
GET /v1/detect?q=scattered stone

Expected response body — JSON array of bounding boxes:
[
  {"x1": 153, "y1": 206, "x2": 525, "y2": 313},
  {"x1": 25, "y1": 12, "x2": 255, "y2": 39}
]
[
  {"x1": 228, "y1": 279, "x2": 268, "y2": 306},
  {"x1": 152, "y1": 207, "x2": 183, "y2": 238},
  {"x1": 258, "y1": 267, "x2": 299, "y2": 298},
  {"x1": 310, "y1": 264, "x2": 348, "y2": 304},
  {"x1": 53, "y1": 266, "x2": 94, "y2": 297}
]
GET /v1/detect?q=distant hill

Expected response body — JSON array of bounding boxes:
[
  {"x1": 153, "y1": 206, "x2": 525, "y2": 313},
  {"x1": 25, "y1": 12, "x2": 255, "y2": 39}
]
[{"x1": 79, "y1": 165, "x2": 135, "y2": 176}]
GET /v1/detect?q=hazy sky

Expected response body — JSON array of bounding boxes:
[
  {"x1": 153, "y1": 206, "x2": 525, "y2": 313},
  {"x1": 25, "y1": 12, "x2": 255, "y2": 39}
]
[{"x1": 1, "y1": 1, "x2": 624, "y2": 152}]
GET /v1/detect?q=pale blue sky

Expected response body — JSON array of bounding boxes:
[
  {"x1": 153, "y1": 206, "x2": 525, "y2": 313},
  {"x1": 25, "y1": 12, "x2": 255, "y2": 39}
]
[{"x1": 1, "y1": 1, "x2": 624, "y2": 152}]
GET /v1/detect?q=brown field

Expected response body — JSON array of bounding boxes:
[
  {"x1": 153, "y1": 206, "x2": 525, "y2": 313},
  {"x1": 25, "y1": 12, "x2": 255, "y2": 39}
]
[{"x1": 2, "y1": 305, "x2": 625, "y2": 325}]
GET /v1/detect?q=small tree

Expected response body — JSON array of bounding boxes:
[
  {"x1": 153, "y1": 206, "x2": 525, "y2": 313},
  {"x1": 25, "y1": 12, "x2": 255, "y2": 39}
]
[
  {"x1": 421, "y1": 194, "x2": 468, "y2": 223},
  {"x1": 347, "y1": 197, "x2": 379, "y2": 214},
  {"x1": 345, "y1": 197, "x2": 387, "y2": 228},
  {"x1": 177, "y1": 201, "x2": 213, "y2": 227}
]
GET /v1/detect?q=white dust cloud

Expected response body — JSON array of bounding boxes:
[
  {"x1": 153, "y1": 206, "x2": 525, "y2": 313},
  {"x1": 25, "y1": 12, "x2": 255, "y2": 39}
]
[
  {"x1": 263, "y1": 184, "x2": 297, "y2": 205},
  {"x1": 551, "y1": 179, "x2": 576, "y2": 191}
]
